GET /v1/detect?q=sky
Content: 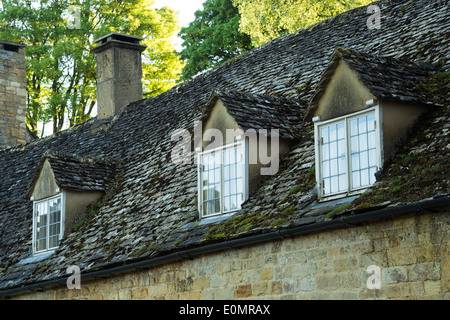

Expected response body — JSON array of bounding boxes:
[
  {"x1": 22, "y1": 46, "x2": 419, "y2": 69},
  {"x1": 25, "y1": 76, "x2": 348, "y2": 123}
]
[{"x1": 153, "y1": 0, "x2": 206, "y2": 51}]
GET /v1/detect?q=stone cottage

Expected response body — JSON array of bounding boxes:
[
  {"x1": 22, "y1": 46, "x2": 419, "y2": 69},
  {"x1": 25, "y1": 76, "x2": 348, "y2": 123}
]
[{"x1": 0, "y1": 0, "x2": 449, "y2": 300}]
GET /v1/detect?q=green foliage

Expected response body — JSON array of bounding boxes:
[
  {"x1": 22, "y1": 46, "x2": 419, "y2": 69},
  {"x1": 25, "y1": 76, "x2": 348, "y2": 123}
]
[
  {"x1": 232, "y1": 0, "x2": 373, "y2": 46},
  {"x1": 179, "y1": 0, "x2": 253, "y2": 80},
  {"x1": 0, "y1": 0, "x2": 183, "y2": 136}
]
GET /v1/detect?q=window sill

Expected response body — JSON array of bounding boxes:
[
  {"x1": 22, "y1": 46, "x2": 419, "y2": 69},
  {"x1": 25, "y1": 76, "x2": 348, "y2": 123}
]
[{"x1": 16, "y1": 250, "x2": 55, "y2": 266}]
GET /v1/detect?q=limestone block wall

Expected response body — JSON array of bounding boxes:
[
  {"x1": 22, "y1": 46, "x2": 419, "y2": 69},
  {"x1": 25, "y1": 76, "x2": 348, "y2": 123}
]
[
  {"x1": 13, "y1": 209, "x2": 450, "y2": 300},
  {"x1": 0, "y1": 42, "x2": 27, "y2": 149}
]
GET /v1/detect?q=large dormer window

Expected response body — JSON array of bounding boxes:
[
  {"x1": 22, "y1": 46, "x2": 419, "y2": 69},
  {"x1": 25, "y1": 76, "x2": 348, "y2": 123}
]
[
  {"x1": 314, "y1": 106, "x2": 382, "y2": 200},
  {"x1": 33, "y1": 194, "x2": 64, "y2": 254},
  {"x1": 197, "y1": 140, "x2": 248, "y2": 219}
]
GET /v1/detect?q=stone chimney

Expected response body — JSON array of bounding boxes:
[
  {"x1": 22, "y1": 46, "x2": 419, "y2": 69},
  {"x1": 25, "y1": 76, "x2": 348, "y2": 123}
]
[
  {"x1": 0, "y1": 40, "x2": 27, "y2": 149},
  {"x1": 92, "y1": 33, "x2": 147, "y2": 119}
]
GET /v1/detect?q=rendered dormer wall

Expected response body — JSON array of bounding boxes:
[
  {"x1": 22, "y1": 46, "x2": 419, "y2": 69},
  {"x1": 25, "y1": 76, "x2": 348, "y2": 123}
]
[
  {"x1": 315, "y1": 60, "x2": 376, "y2": 121},
  {"x1": 381, "y1": 101, "x2": 427, "y2": 161},
  {"x1": 31, "y1": 160, "x2": 59, "y2": 201}
]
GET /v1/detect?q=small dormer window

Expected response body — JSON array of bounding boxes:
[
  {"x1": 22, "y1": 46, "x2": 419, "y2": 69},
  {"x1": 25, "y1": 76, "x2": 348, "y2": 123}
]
[
  {"x1": 314, "y1": 106, "x2": 382, "y2": 200},
  {"x1": 197, "y1": 140, "x2": 248, "y2": 219},
  {"x1": 33, "y1": 194, "x2": 64, "y2": 254}
]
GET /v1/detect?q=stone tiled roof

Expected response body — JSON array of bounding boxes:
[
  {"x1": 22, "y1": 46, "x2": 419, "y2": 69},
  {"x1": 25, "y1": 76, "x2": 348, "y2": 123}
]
[
  {"x1": 0, "y1": 0, "x2": 449, "y2": 293},
  {"x1": 308, "y1": 47, "x2": 441, "y2": 116},
  {"x1": 27, "y1": 151, "x2": 119, "y2": 197},
  {"x1": 202, "y1": 90, "x2": 305, "y2": 140}
]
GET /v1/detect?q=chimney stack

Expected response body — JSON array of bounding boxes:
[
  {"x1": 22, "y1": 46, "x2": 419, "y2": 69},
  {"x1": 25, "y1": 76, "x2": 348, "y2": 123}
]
[
  {"x1": 0, "y1": 40, "x2": 27, "y2": 149},
  {"x1": 92, "y1": 33, "x2": 147, "y2": 119}
]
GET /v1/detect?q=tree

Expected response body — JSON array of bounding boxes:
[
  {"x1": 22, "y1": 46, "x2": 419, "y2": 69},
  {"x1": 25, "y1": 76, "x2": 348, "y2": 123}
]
[
  {"x1": 232, "y1": 0, "x2": 373, "y2": 47},
  {"x1": 0, "y1": 0, "x2": 184, "y2": 136},
  {"x1": 179, "y1": 0, "x2": 252, "y2": 80}
]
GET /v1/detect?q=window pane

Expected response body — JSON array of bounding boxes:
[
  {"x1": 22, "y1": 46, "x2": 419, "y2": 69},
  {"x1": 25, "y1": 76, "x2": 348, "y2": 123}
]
[
  {"x1": 330, "y1": 159, "x2": 338, "y2": 176},
  {"x1": 351, "y1": 153, "x2": 360, "y2": 171},
  {"x1": 330, "y1": 176, "x2": 339, "y2": 193},
  {"x1": 338, "y1": 156, "x2": 346, "y2": 173},
  {"x1": 352, "y1": 171, "x2": 360, "y2": 188},
  {"x1": 330, "y1": 141, "x2": 337, "y2": 159},
  {"x1": 322, "y1": 143, "x2": 329, "y2": 160},
  {"x1": 360, "y1": 133, "x2": 368, "y2": 151},
  {"x1": 222, "y1": 144, "x2": 245, "y2": 213},
  {"x1": 360, "y1": 151, "x2": 369, "y2": 169},
  {"x1": 320, "y1": 121, "x2": 347, "y2": 196},
  {"x1": 350, "y1": 119, "x2": 358, "y2": 137},
  {"x1": 361, "y1": 169, "x2": 369, "y2": 186},
  {"x1": 369, "y1": 167, "x2": 376, "y2": 185},
  {"x1": 329, "y1": 124, "x2": 337, "y2": 141},
  {"x1": 339, "y1": 174, "x2": 348, "y2": 190},
  {"x1": 337, "y1": 122, "x2": 345, "y2": 140},
  {"x1": 358, "y1": 116, "x2": 367, "y2": 133},
  {"x1": 349, "y1": 112, "x2": 378, "y2": 191},
  {"x1": 368, "y1": 131, "x2": 376, "y2": 149},
  {"x1": 351, "y1": 136, "x2": 359, "y2": 153},
  {"x1": 322, "y1": 127, "x2": 329, "y2": 143},
  {"x1": 367, "y1": 113, "x2": 375, "y2": 131},
  {"x1": 323, "y1": 178, "x2": 331, "y2": 194},
  {"x1": 322, "y1": 160, "x2": 330, "y2": 177}
]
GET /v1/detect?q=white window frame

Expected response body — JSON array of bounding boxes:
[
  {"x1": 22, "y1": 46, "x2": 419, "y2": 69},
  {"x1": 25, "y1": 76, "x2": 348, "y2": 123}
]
[
  {"x1": 32, "y1": 193, "x2": 65, "y2": 256},
  {"x1": 314, "y1": 106, "x2": 383, "y2": 201},
  {"x1": 197, "y1": 138, "x2": 249, "y2": 219}
]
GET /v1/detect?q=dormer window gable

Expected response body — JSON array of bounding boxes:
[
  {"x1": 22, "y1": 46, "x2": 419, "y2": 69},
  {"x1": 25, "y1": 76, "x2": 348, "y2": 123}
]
[
  {"x1": 27, "y1": 151, "x2": 117, "y2": 255},
  {"x1": 307, "y1": 47, "x2": 439, "y2": 201},
  {"x1": 195, "y1": 90, "x2": 305, "y2": 219}
]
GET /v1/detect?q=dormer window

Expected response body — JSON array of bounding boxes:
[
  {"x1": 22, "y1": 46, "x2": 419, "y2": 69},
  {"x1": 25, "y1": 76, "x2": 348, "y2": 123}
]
[
  {"x1": 27, "y1": 151, "x2": 117, "y2": 257},
  {"x1": 314, "y1": 106, "x2": 382, "y2": 200},
  {"x1": 33, "y1": 194, "x2": 64, "y2": 254},
  {"x1": 197, "y1": 140, "x2": 248, "y2": 219}
]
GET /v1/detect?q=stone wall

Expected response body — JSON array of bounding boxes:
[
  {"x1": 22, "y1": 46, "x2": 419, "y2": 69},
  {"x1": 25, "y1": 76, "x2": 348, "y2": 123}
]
[
  {"x1": 13, "y1": 209, "x2": 449, "y2": 300},
  {"x1": 0, "y1": 41, "x2": 27, "y2": 149}
]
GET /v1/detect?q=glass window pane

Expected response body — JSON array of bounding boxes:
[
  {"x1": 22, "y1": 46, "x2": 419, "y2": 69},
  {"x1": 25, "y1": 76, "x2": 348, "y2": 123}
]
[
  {"x1": 330, "y1": 176, "x2": 339, "y2": 193},
  {"x1": 360, "y1": 151, "x2": 369, "y2": 169},
  {"x1": 322, "y1": 127, "x2": 329, "y2": 143},
  {"x1": 369, "y1": 167, "x2": 377, "y2": 185},
  {"x1": 352, "y1": 171, "x2": 360, "y2": 188},
  {"x1": 330, "y1": 159, "x2": 338, "y2": 176},
  {"x1": 323, "y1": 178, "x2": 331, "y2": 195},
  {"x1": 351, "y1": 136, "x2": 359, "y2": 154},
  {"x1": 322, "y1": 143, "x2": 329, "y2": 160},
  {"x1": 350, "y1": 119, "x2": 358, "y2": 137},
  {"x1": 329, "y1": 124, "x2": 337, "y2": 141},
  {"x1": 369, "y1": 149, "x2": 377, "y2": 167},
  {"x1": 338, "y1": 140, "x2": 346, "y2": 158},
  {"x1": 358, "y1": 116, "x2": 367, "y2": 133},
  {"x1": 337, "y1": 122, "x2": 345, "y2": 140},
  {"x1": 338, "y1": 156, "x2": 346, "y2": 173},
  {"x1": 360, "y1": 133, "x2": 368, "y2": 151},
  {"x1": 330, "y1": 141, "x2": 337, "y2": 159},
  {"x1": 368, "y1": 131, "x2": 376, "y2": 149},
  {"x1": 339, "y1": 174, "x2": 348, "y2": 191},
  {"x1": 367, "y1": 113, "x2": 375, "y2": 131},
  {"x1": 322, "y1": 160, "x2": 330, "y2": 178},
  {"x1": 361, "y1": 169, "x2": 369, "y2": 186}
]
